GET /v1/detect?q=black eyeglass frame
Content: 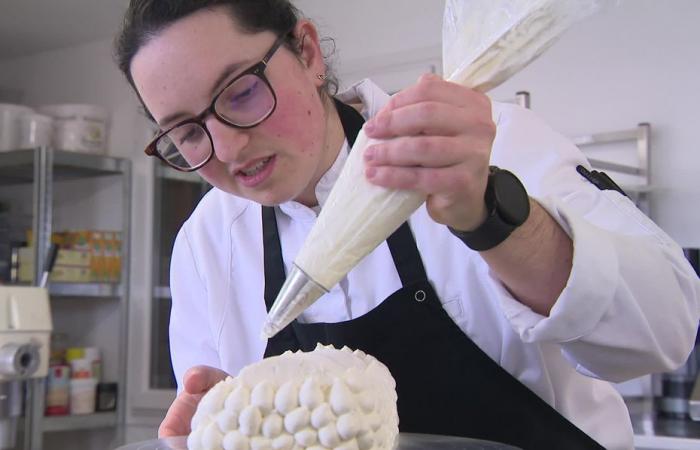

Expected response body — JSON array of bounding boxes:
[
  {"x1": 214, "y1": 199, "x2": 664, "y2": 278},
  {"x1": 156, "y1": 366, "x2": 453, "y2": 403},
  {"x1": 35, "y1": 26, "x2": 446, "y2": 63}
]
[{"x1": 144, "y1": 33, "x2": 288, "y2": 172}]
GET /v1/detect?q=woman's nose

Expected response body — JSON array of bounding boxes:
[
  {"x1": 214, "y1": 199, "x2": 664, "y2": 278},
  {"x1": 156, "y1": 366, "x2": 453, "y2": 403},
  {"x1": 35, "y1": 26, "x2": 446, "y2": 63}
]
[{"x1": 205, "y1": 116, "x2": 250, "y2": 164}]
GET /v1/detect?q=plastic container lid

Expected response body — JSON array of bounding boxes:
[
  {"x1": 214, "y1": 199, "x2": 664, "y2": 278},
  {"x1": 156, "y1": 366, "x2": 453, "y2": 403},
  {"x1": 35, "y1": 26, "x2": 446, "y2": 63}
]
[
  {"x1": 65, "y1": 347, "x2": 85, "y2": 361},
  {"x1": 0, "y1": 104, "x2": 35, "y2": 152},
  {"x1": 37, "y1": 104, "x2": 108, "y2": 122},
  {"x1": 19, "y1": 112, "x2": 53, "y2": 124},
  {"x1": 0, "y1": 103, "x2": 34, "y2": 115}
]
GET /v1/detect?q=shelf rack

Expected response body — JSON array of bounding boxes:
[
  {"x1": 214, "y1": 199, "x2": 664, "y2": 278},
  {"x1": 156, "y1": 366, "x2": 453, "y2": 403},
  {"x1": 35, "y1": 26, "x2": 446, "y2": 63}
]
[
  {"x1": 509, "y1": 92, "x2": 652, "y2": 202},
  {"x1": 42, "y1": 412, "x2": 118, "y2": 433},
  {"x1": 0, "y1": 147, "x2": 131, "y2": 450},
  {"x1": 571, "y1": 123, "x2": 652, "y2": 195}
]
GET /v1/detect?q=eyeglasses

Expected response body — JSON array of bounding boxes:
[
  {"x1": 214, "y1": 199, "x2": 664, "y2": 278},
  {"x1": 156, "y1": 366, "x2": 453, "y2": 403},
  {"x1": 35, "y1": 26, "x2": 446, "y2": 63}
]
[{"x1": 144, "y1": 34, "x2": 287, "y2": 172}]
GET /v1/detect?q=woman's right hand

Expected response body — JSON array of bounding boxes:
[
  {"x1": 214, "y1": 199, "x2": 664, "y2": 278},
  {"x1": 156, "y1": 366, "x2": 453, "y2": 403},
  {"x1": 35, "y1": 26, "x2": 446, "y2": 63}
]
[{"x1": 158, "y1": 365, "x2": 229, "y2": 438}]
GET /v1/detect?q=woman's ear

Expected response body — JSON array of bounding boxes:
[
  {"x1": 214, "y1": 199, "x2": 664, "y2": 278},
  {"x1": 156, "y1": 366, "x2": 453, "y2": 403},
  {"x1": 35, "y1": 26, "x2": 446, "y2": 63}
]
[{"x1": 293, "y1": 20, "x2": 326, "y2": 86}]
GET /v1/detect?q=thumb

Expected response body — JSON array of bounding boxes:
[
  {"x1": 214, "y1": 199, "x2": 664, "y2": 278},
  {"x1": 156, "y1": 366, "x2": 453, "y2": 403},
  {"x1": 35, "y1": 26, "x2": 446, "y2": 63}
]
[{"x1": 183, "y1": 365, "x2": 229, "y2": 395}]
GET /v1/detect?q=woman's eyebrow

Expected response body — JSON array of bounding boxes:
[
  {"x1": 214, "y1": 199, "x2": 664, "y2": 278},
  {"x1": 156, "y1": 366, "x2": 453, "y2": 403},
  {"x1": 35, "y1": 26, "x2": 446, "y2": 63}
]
[
  {"x1": 158, "y1": 60, "x2": 251, "y2": 128},
  {"x1": 208, "y1": 59, "x2": 254, "y2": 97}
]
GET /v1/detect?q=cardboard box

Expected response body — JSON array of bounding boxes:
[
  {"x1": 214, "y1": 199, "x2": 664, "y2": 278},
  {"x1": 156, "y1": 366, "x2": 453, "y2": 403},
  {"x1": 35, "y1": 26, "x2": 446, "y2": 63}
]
[
  {"x1": 18, "y1": 264, "x2": 92, "y2": 283},
  {"x1": 18, "y1": 247, "x2": 90, "y2": 268}
]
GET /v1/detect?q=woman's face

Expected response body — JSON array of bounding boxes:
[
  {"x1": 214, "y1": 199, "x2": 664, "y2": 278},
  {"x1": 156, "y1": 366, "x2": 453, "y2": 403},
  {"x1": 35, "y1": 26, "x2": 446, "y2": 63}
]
[{"x1": 131, "y1": 8, "x2": 332, "y2": 206}]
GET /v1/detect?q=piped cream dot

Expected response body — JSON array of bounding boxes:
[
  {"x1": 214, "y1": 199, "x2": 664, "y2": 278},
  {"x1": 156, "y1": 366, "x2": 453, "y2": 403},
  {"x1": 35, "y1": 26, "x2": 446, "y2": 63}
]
[
  {"x1": 366, "y1": 412, "x2": 381, "y2": 431},
  {"x1": 216, "y1": 410, "x2": 239, "y2": 433},
  {"x1": 343, "y1": 367, "x2": 364, "y2": 393},
  {"x1": 252, "y1": 380, "x2": 275, "y2": 414},
  {"x1": 357, "y1": 391, "x2": 375, "y2": 414},
  {"x1": 356, "y1": 429, "x2": 375, "y2": 450},
  {"x1": 186, "y1": 427, "x2": 203, "y2": 450},
  {"x1": 275, "y1": 381, "x2": 299, "y2": 415},
  {"x1": 251, "y1": 436, "x2": 272, "y2": 450},
  {"x1": 311, "y1": 404, "x2": 335, "y2": 429},
  {"x1": 239, "y1": 405, "x2": 262, "y2": 436},
  {"x1": 294, "y1": 428, "x2": 318, "y2": 447},
  {"x1": 318, "y1": 424, "x2": 341, "y2": 448},
  {"x1": 202, "y1": 422, "x2": 224, "y2": 449},
  {"x1": 336, "y1": 412, "x2": 361, "y2": 440},
  {"x1": 226, "y1": 386, "x2": 251, "y2": 415},
  {"x1": 330, "y1": 379, "x2": 356, "y2": 415},
  {"x1": 299, "y1": 378, "x2": 324, "y2": 410},
  {"x1": 223, "y1": 430, "x2": 249, "y2": 450},
  {"x1": 284, "y1": 406, "x2": 310, "y2": 434},
  {"x1": 262, "y1": 413, "x2": 284, "y2": 439},
  {"x1": 271, "y1": 434, "x2": 294, "y2": 450}
]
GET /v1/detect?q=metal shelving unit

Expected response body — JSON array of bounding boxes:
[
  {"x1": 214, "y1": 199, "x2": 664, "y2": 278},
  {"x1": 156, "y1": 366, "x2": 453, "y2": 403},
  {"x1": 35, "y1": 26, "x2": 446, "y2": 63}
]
[
  {"x1": 42, "y1": 412, "x2": 118, "y2": 433},
  {"x1": 572, "y1": 123, "x2": 651, "y2": 186},
  {"x1": 0, "y1": 146, "x2": 131, "y2": 450},
  {"x1": 49, "y1": 282, "x2": 124, "y2": 298},
  {"x1": 572, "y1": 123, "x2": 652, "y2": 214},
  {"x1": 511, "y1": 92, "x2": 652, "y2": 212}
]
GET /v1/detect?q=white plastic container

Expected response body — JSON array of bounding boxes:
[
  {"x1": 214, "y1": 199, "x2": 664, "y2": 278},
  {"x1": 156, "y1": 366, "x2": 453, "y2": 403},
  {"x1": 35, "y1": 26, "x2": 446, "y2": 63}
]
[
  {"x1": 83, "y1": 347, "x2": 102, "y2": 381},
  {"x1": 69, "y1": 378, "x2": 97, "y2": 415},
  {"x1": 0, "y1": 104, "x2": 34, "y2": 152},
  {"x1": 38, "y1": 104, "x2": 109, "y2": 154},
  {"x1": 69, "y1": 358, "x2": 93, "y2": 379},
  {"x1": 17, "y1": 113, "x2": 53, "y2": 149}
]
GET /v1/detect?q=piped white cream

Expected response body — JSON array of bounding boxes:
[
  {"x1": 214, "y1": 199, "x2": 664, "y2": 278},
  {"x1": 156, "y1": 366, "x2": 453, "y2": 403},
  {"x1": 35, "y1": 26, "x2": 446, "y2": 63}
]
[{"x1": 188, "y1": 344, "x2": 398, "y2": 450}]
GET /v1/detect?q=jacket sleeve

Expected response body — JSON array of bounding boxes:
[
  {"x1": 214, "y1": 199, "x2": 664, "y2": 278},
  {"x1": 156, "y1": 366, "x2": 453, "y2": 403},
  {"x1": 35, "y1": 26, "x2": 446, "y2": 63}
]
[
  {"x1": 169, "y1": 224, "x2": 221, "y2": 393},
  {"x1": 490, "y1": 103, "x2": 700, "y2": 383}
]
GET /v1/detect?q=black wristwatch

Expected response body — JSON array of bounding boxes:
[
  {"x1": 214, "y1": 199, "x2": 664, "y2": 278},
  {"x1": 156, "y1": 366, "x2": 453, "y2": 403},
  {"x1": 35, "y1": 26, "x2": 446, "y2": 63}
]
[{"x1": 449, "y1": 166, "x2": 530, "y2": 251}]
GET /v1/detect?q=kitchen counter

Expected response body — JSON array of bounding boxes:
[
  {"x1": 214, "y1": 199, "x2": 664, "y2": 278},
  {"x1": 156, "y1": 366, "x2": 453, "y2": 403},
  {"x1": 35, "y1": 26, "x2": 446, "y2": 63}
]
[{"x1": 627, "y1": 397, "x2": 700, "y2": 449}]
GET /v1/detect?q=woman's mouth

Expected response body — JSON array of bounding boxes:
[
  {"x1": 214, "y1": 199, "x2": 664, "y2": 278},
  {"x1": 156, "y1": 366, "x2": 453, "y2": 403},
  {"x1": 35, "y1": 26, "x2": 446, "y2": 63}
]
[{"x1": 236, "y1": 155, "x2": 276, "y2": 188}]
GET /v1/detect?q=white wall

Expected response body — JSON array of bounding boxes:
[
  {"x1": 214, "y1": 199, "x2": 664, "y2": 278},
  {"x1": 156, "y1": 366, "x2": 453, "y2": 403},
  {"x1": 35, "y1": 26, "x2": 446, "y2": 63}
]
[
  {"x1": 295, "y1": 0, "x2": 700, "y2": 246},
  {"x1": 490, "y1": 0, "x2": 700, "y2": 246}
]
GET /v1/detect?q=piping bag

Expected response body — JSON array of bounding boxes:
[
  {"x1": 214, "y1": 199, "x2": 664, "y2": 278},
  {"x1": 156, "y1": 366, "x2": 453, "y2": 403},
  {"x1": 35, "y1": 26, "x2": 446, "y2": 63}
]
[{"x1": 262, "y1": 0, "x2": 609, "y2": 339}]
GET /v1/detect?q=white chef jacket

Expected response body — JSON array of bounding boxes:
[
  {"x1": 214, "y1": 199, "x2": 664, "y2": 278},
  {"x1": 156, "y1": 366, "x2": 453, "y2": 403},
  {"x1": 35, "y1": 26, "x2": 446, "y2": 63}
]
[{"x1": 169, "y1": 79, "x2": 700, "y2": 450}]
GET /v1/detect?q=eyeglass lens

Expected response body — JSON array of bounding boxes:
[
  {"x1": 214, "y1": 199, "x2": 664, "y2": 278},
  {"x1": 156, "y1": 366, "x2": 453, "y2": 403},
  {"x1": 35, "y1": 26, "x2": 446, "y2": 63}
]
[{"x1": 155, "y1": 74, "x2": 275, "y2": 170}]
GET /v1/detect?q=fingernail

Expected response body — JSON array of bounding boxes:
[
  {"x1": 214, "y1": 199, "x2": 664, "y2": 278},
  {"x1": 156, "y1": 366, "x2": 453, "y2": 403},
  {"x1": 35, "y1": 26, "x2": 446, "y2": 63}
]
[
  {"x1": 364, "y1": 147, "x2": 375, "y2": 161},
  {"x1": 365, "y1": 167, "x2": 376, "y2": 179}
]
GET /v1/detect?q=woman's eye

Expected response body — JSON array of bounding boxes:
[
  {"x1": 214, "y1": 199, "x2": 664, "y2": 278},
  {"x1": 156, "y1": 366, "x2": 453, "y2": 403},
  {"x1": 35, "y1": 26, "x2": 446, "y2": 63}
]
[
  {"x1": 179, "y1": 127, "x2": 203, "y2": 145},
  {"x1": 229, "y1": 81, "x2": 258, "y2": 105}
]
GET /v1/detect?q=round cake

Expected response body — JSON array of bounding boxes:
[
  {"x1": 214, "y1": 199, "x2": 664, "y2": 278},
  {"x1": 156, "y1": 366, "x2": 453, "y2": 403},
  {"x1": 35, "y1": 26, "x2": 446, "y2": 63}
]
[{"x1": 187, "y1": 344, "x2": 399, "y2": 450}]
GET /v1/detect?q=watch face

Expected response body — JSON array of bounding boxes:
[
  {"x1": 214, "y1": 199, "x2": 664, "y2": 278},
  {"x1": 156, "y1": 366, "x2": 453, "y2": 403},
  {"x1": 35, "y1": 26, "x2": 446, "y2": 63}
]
[{"x1": 493, "y1": 170, "x2": 530, "y2": 225}]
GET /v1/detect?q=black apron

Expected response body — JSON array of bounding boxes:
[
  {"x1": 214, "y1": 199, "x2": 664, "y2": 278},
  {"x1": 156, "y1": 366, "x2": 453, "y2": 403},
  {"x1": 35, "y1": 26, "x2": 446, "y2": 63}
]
[{"x1": 261, "y1": 99, "x2": 604, "y2": 450}]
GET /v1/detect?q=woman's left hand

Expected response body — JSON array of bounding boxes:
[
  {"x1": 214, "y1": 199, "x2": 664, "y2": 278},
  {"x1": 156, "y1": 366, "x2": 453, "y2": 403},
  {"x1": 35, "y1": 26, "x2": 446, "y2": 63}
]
[{"x1": 363, "y1": 73, "x2": 496, "y2": 232}]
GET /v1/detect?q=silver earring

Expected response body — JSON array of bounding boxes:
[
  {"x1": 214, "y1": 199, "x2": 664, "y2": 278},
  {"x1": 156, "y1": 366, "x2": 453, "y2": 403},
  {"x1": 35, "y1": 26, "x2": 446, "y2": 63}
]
[{"x1": 317, "y1": 74, "x2": 326, "y2": 81}]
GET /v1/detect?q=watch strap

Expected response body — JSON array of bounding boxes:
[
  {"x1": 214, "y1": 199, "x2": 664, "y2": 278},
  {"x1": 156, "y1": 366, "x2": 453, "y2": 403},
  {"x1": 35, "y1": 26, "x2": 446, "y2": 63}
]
[{"x1": 449, "y1": 167, "x2": 529, "y2": 251}]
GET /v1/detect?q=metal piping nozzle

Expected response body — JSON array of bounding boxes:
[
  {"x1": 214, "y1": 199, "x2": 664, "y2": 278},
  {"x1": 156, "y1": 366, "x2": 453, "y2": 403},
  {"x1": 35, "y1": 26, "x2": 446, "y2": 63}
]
[{"x1": 261, "y1": 264, "x2": 327, "y2": 339}]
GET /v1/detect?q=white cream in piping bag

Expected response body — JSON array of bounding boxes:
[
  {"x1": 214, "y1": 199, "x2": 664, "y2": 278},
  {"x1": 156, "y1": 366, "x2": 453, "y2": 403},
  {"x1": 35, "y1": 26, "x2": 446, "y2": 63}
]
[{"x1": 261, "y1": 0, "x2": 608, "y2": 339}]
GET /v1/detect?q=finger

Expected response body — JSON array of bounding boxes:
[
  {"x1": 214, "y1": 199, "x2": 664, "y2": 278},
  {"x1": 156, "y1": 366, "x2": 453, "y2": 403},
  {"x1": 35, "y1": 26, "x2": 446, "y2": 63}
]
[
  {"x1": 158, "y1": 391, "x2": 203, "y2": 437},
  {"x1": 382, "y1": 74, "x2": 490, "y2": 114},
  {"x1": 364, "y1": 136, "x2": 467, "y2": 168},
  {"x1": 183, "y1": 365, "x2": 229, "y2": 394},
  {"x1": 365, "y1": 101, "x2": 495, "y2": 139},
  {"x1": 366, "y1": 163, "x2": 485, "y2": 195}
]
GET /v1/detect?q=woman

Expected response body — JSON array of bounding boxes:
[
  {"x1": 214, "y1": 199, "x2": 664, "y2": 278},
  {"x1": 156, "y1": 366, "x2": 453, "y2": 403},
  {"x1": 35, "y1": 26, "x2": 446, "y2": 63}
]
[{"x1": 115, "y1": 1, "x2": 699, "y2": 449}]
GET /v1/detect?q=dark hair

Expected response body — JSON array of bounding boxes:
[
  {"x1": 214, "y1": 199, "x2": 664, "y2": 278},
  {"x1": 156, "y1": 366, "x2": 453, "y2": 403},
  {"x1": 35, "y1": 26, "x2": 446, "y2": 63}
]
[{"x1": 114, "y1": 0, "x2": 337, "y2": 98}]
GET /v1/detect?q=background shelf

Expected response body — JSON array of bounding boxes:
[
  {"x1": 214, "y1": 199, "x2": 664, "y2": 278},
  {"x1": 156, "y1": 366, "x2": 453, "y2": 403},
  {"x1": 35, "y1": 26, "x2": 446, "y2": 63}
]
[
  {"x1": 0, "y1": 148, "x2": 128, "y2": 185},
  {"x1": 43, "y1": 412, "x2": 118, "y2": 433},
  {"x1": 49, "y1": 283, "x2": 124, "y2": 298}
]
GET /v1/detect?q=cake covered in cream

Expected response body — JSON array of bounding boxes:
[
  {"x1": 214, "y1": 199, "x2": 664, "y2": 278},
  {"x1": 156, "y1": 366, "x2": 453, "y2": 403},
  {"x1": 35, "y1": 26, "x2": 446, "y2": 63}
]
[{"x1": 187, "y1": 344, "x2": 399, "y2": 450}]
